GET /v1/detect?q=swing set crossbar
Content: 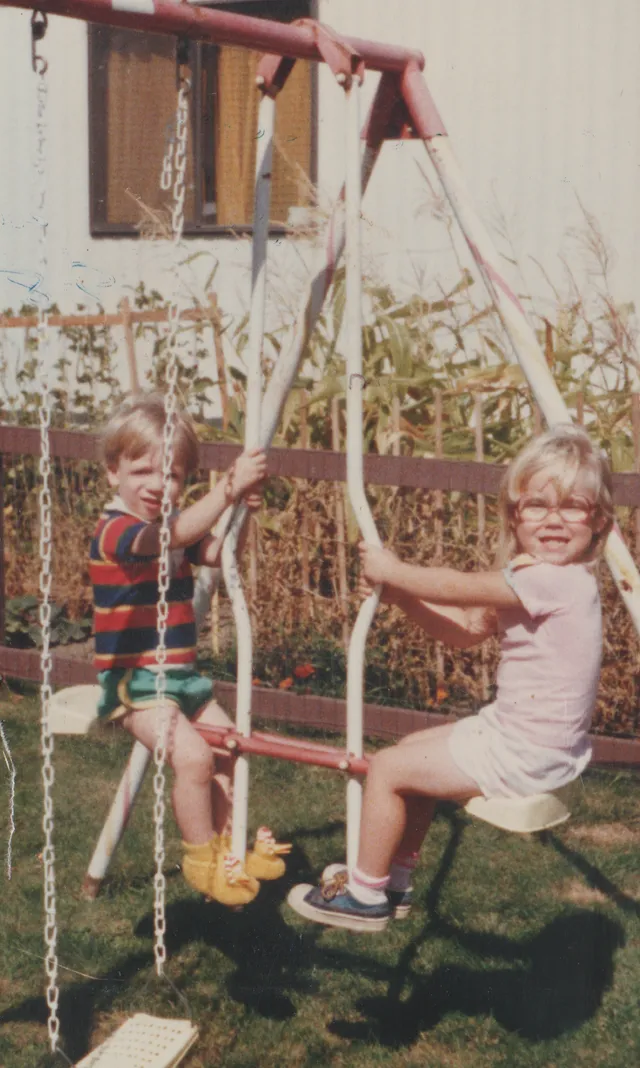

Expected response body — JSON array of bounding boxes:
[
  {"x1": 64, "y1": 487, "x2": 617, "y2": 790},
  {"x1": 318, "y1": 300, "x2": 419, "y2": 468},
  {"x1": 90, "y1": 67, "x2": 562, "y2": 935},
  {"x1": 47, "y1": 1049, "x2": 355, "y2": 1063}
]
[{"x1": 195, "y1": 722, "x2": 369, "y2": 777}]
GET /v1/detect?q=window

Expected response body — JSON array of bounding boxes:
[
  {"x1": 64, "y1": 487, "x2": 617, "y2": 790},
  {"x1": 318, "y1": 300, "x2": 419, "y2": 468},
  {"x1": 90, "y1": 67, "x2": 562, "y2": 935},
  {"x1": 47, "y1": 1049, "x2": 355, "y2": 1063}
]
[{"x1": 88, "y1": 1, "x2": 314, "y2": 235}]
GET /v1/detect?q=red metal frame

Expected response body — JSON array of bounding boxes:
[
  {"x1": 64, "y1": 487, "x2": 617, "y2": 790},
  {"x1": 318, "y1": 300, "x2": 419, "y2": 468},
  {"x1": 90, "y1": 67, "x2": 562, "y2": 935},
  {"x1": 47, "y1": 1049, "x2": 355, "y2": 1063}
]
[
  {"x1": 1, "y1": 0, "x2": 424, "y2": 75},
  {"x1": 196, "y1": 723, "x2": 369, "y2": 776}
]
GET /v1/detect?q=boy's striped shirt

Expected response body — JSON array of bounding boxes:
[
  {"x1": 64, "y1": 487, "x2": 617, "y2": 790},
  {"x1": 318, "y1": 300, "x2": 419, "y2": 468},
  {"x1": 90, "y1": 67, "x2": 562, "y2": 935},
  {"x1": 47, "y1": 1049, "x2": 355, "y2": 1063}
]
[{"x1": 90, "y1": 505, "x2": 201, "y2": 669}]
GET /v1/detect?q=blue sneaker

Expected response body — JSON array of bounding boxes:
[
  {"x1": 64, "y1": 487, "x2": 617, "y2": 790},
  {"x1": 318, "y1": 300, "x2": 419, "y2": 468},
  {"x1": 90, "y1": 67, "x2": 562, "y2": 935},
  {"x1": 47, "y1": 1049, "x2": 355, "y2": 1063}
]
[
  {"x1": 386, "y1": 887, "x2": 413, "y2": 919},
  {"x1": 321, "y1": 864, "x2": 412, "y2": 920},
  {"x1": 287, "y1": 872, "x2": 390, "y2": 932}
]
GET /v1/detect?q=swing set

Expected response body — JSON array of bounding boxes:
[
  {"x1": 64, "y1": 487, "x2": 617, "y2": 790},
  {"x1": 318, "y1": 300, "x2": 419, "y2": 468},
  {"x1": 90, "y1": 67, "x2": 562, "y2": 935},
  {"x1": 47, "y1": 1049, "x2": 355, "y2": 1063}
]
[{"x1": 3, "y1": 1, "x2": 640, "y2": 1064}]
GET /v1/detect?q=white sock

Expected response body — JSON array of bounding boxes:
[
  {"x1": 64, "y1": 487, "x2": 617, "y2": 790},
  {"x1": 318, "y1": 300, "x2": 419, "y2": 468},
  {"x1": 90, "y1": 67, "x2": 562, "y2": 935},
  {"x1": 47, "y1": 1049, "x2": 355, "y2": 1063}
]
[{"x1": 347, "y1": 865, "x2": 389, "y2": 906}]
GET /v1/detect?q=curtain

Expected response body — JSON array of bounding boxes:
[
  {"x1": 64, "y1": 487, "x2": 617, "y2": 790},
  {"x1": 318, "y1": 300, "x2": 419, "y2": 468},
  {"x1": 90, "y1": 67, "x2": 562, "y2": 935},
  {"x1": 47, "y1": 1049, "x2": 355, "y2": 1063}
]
[
  {"x1": 104, "y1": 31, "x2": 195, "y2": 228},
  {"x1": 215, "y1": 46, "x2": 312, "y2": 227}
]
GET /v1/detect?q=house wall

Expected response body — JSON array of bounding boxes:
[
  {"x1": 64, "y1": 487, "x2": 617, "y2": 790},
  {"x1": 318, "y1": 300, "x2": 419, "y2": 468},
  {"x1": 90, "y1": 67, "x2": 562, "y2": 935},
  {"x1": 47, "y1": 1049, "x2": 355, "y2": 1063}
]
[{"x1": 1, "y1": 1, "x2": 639, "y2": 407}]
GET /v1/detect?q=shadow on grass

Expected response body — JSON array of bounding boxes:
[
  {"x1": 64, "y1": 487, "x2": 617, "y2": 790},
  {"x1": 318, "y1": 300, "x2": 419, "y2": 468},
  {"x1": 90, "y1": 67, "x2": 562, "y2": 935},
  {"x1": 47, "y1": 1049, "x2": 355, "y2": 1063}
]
[
  {"x1": 328, "y1": 806, "x2": 627, "y2": 1047},
  {"x1": 1, "y1": 812, "x2": 629, "y2": 1060},
  {"x1": 542, "y1": 830, "x2": 640, "y2": 917},
  {"x1": 0, "y1": 950, "x2": 151, "y2": 1065},
  {"x1": 0, "y1": 824, "x2": 341, "y2": 1061}
]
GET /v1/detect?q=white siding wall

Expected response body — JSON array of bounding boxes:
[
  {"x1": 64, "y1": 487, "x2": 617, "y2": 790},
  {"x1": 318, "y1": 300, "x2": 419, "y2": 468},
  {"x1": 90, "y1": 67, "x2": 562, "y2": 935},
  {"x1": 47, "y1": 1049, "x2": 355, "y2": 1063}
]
[{"x1": 1, "y1": 1, "x2": 639, "y2": 399}]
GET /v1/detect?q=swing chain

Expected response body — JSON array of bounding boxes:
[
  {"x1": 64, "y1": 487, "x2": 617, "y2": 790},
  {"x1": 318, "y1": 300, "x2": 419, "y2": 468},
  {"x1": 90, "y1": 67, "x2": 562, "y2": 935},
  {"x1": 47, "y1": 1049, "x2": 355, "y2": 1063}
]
[
  {"x1": 152, "y1": 74, "x2": 189, "y2": 975},
  {"x1": 159, "y1": 138, "x2": 174, "y2": 193},
  {"x1": 31, "y1": 11, "x2": 48, "y2": 74},
  {"x1": 159, "y1": 41, "x2": 190, "y2": 211},
  {"x1": 33, "y1": 40, "x2": 61, "y2": 1052},
  {"x1": 171, "y1": 79, "x2": 191, "y2": 244},
  {"x1": 39, "y1": 382, "x2": 60, "y2": 1050}
]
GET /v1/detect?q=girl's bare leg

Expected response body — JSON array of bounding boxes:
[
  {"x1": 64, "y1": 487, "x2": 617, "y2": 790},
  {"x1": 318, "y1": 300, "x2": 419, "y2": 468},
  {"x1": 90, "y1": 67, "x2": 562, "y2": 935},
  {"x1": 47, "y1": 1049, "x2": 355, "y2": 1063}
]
[
  {"x1": 357, "y1": 723, "x2": 480, "y2": 878},
  {"x1": 122, "y1": 705, "x2": 215, "y2": 845}
]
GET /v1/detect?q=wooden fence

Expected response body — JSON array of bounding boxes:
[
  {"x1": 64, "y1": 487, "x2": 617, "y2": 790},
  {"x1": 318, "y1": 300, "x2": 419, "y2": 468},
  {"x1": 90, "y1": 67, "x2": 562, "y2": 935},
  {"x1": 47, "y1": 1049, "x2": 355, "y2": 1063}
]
[{"x1": 1, "y1": 423, "x2": 639, "y2": 769}]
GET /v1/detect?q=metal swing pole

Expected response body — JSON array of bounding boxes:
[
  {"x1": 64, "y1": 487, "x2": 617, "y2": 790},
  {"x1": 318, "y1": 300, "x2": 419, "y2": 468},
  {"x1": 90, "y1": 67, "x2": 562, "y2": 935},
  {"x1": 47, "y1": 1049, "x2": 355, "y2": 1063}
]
[
  {"x1": 400, "y1": 63, "x2": 640, "y2": 637},
  {"x1": 82, "y1": 70, "x2": 400, "y2": 894},
  {"x1": 342, "y1": 65, "x2": 383, "y2": 871},
  {"x1": 221, "y1": 83, "x2": 275, "y2": 861}
]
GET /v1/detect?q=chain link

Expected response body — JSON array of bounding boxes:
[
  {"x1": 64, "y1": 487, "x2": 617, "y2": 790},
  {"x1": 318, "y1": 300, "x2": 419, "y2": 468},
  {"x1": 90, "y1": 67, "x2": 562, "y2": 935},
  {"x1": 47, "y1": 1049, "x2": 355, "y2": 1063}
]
[
  {"x1": 152, "y1": 73, "x2": 190, "y2": 976},
  {"x1": 33, "y1": 44, "x2": 61, "y2": 1051},
  {"x1": 171, "y1": 81, "x2": 190, "y2": 244},
  {"x1": 160, "y1": 141, "x2": 174, "y2": 193}
]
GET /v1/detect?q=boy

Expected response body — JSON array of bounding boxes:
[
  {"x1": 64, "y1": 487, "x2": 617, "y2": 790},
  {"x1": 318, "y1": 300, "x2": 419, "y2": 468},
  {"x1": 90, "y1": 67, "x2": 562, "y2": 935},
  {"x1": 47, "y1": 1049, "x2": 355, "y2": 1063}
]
[{"x1": 91, "y1": 392, "x2": 287, "y2": 906}]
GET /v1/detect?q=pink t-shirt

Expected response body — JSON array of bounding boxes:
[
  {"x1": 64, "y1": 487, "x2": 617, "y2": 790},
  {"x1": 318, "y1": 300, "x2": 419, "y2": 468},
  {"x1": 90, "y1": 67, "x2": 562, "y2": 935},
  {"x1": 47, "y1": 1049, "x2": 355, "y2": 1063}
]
[{"x1": 495, "y1": 557, "x2": 601, "y2": 753}]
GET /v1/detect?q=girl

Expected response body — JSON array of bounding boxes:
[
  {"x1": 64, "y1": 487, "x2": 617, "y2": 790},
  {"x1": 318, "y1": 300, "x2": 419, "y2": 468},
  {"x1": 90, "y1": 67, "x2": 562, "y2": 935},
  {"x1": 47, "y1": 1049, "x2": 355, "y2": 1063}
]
[{"x1": 288, "y1": 424, "x2": 614, "y2": 931}]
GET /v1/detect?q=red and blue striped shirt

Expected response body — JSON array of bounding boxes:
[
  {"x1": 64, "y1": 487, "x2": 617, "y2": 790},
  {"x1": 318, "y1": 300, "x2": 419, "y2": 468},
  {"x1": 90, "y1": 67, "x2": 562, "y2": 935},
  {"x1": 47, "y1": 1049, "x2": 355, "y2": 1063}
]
[{"x1": 90, "y1": 503, "x2": 202, "y2": 670}]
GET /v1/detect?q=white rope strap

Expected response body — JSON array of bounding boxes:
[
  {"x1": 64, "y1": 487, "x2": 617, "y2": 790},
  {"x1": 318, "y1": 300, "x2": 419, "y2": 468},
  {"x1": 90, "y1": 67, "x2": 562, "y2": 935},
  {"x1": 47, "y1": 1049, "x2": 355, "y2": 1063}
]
[
  {"x1": 0, "y1": 721, "x2": 16, "y2": 879},
  {"x1": 152, "y1": 74, "x2": 190, "y2": 978}
]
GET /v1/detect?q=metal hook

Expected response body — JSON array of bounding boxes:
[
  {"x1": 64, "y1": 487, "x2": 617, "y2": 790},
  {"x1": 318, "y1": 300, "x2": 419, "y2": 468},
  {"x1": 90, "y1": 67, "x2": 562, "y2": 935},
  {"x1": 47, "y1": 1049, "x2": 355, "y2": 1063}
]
[
  {"x1": 176, "y1": 37, "x2": 190, "y2": 89},
  {"x1": 31, "y1": 11, "x2": 48, "y2": 74}
]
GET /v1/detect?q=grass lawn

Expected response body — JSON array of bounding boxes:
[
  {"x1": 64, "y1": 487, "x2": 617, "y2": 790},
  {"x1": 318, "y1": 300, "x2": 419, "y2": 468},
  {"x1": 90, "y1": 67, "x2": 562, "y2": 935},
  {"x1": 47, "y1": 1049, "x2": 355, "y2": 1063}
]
[{"x1": 0, "y1": 686, "x2": 639, "y2": 1067}]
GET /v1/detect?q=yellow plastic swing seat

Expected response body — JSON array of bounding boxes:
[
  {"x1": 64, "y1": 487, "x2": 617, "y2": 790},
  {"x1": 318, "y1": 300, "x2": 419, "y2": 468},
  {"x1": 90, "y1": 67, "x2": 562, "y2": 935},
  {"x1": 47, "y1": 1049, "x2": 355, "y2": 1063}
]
[
  {"x1": 75, "y1": 1014, "x2": 198, "y2": 1067},
  {"x1": 464, "y1": 788, "x2": 571, "y2": 834}
]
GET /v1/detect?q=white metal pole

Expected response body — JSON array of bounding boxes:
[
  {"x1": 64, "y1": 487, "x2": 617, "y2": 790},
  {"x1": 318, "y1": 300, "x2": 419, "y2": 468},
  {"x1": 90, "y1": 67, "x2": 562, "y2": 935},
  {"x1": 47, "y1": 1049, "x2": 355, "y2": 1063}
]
[
  {"x1": 192, "y1": 113, "x2": 384, "y2": 605},
  {"x1": 422, "y1": 134, "x2": 640, "y2": 633},
  {"x1": 89, "y1": 108, "x2": 385, "y2": 887},
  {"x1": 343, "y1": 75, "x2": 382, "y2": 871},
  {"x1": 83, "y1": 741, "x2": 151, "y2": 895},
  {"x1": 222, "y1": 90, "x2": 274, "y2": 860}
]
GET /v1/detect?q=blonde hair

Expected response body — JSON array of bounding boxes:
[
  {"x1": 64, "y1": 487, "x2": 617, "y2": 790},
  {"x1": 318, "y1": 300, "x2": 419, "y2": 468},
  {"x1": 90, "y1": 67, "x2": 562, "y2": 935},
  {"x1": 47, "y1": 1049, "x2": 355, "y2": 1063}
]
[
  {"x1": 102, "y1": 392, "x2": 200, "y2": 475},
  {"x1": 495, "y1": 423, "x2": 614, "y2": 565}
]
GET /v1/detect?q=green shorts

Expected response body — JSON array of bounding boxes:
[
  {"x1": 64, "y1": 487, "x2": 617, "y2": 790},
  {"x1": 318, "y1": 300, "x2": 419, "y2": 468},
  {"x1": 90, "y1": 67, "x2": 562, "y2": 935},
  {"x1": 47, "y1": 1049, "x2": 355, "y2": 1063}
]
[{"x1": 97, "y1": 667, "x2": 214, "y2": 722}]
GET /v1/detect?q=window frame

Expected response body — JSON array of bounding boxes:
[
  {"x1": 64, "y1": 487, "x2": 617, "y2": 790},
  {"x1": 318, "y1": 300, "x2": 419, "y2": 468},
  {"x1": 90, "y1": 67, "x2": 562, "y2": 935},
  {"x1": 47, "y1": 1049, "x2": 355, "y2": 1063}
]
[{"x1": 87, "y1": 4, "x2": 317, "y2": 238}]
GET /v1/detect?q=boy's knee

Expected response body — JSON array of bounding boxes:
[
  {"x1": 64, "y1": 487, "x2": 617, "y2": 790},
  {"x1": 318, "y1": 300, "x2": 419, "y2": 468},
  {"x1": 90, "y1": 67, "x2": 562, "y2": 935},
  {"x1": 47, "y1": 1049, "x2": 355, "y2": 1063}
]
[{"x1": 173, "y1": 738, "x2": 214, "y2": 781}]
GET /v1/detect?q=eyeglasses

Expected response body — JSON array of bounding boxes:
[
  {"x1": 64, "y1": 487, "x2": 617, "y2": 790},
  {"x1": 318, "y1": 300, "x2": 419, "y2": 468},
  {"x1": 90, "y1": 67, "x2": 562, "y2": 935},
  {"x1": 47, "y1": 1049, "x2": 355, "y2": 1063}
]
[{"x1": 517, "y1": 497, "x2": 594, "y2": 524}]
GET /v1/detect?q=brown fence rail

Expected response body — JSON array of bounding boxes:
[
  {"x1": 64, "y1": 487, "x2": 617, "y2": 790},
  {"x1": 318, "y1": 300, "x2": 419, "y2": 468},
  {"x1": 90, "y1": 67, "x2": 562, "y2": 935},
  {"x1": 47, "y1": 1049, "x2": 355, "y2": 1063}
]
[{"x1": 2, "y1": 424, "x2": 640, "y2": 768}]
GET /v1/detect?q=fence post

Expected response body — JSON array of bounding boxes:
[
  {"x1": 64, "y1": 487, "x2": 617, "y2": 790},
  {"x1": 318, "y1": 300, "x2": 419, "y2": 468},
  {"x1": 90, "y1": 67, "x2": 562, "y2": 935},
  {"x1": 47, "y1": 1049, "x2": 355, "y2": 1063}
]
[
  {"x1": 474, "y1": 394, "x2": 489, "y2": 699},
  {"x1": 434, "y1": 390, "x2": 445, "y2": 696},
  {"x1": 299, "y1": 391, "x2": 312, "y2": 619},
  {"x1": 0, "y1": 453, "x2": 4, "y2": 645},
  {"x1": 209, "y1": 472, "x2": 220, "y2": 658},
  {"x1": 332, "y1": 396, "x2": 350, "y2": 653},
  {"x1": 208, "y1": 294, "x2": 230, "y2": 433},
  {"x1": 119, "y1": 297, "x2": 140, "y2": 395},
  {"x1": 633, "y1": 393, "x2": 640, "y2": 558}
]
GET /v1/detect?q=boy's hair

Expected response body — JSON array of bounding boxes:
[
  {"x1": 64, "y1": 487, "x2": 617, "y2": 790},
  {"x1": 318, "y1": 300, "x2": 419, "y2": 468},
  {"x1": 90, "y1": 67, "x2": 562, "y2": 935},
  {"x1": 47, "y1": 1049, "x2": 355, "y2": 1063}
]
[
  {"x1": 496, "y1": 423, "x2": 614, "y2": 565},
  {"x1": 102, "y1": 392, "x2": 200, "y2": 474}
]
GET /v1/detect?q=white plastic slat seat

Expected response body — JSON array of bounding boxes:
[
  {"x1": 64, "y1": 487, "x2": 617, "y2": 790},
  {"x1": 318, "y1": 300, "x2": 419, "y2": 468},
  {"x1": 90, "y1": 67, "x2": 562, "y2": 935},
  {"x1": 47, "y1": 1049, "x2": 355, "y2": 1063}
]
[
  {"x1": 74, "y1": 1014, "x2": 198, "y2": 1068},
  {"x1": 48, "y1": 685, "x2": 102, "y2": 735}
]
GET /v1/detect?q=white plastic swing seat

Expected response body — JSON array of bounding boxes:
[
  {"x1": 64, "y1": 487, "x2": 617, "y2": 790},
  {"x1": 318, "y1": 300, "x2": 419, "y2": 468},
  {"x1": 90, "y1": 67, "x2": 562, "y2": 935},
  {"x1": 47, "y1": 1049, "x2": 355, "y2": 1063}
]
[
  {"x1": 48, "y1": 685, "x2": 102, "y2": 735},
  {"x1": 75, "y1": 1014, "x2": 198, "y2": 1068},
  {"x1": 464, "y1": 788, "x2": 571, "y2": 834}
]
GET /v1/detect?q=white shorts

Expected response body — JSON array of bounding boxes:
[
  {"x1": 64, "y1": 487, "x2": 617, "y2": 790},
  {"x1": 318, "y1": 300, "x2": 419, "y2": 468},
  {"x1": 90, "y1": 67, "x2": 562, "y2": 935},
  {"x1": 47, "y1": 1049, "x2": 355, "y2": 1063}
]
[{"x1": 448, "y1": 703, "x2": 592, "y2": 799}]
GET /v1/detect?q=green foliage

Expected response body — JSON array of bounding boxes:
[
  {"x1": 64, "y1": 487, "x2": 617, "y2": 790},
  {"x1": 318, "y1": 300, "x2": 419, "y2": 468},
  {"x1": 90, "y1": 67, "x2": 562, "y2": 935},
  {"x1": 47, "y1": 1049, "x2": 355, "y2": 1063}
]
[{"x1": 5, "y1": 595, "x2": 92, "y2": 648}]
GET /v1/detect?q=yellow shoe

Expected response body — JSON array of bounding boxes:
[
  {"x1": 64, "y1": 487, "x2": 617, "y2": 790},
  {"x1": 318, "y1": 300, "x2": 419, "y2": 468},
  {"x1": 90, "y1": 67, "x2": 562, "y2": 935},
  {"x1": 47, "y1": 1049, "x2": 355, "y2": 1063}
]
[
  {"x1": 182, "y1": 835, "x2": 220, "y2": 899},
  {"x1": 245, "y1": 826, "x2": 292, "y2": 881},
  {"x1": 212, "y1": 850, "x2": 260, "y2": 908}
]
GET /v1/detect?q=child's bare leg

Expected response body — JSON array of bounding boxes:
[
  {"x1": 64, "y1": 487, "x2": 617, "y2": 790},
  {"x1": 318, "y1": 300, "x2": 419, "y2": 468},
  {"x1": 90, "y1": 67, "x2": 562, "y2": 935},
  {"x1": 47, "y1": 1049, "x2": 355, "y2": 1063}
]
[
  {"x1": 357, "y1": 723, "x2": 480, "y2": 878},
  {"x1": 395, "y1": 795, "x2": 437, "y2": 854},
  {"x1": 121, "y1": 705, "x2": 215, "y2": 844},
  {"x1": 193, "y1": 700, "x2": 234, "y2": 836}
]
